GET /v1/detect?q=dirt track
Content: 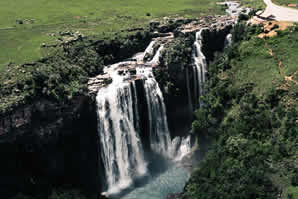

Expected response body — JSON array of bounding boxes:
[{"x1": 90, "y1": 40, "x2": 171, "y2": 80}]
[{"x1": 261, "y1": 0, "x2": 298, "y2": 22}]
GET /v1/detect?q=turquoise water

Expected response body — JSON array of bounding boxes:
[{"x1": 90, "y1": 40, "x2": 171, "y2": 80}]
[{"x1": 118, "y1": 165, "x2": 189, "y2": 199}]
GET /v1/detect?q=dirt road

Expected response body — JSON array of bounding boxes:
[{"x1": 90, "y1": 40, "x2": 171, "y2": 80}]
[{"x1": 261, "y1": 0, "x2": 298, "y2": 22}]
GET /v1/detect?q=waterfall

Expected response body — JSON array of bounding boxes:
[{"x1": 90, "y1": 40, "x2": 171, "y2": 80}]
[
  {"x1": 96, "y1": 65, "x2": 147, "y2": 195},
  {"x1": 192, "y1": 65, "x2": 199, "y2": 107},
  {"x1": 171, "y1": 135, "x2": 192, "y2": 161},
  {"x1": 134, "y1": 41, "x2": 156, "y2": 62},
  {"x1": 193, "y1": 29, "x2": 208, "y2": 107},
  {"x1": 225, "y1": 33, "x2": 232, "y2": 47},
  {"x1": 137, "y1": 67, "x2": 172, "y2": 156},
  {"x1": 96, "y1": 39, "x2": 193, "y2": 196},
  {"x1": 149, "y1": 45, "x2": 164, "y2": 65},
  {"x1": 185, "y1": 67, "x2": 193, "y2": 114}
]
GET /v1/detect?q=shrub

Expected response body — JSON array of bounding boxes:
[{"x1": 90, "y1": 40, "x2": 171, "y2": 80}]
[
  {"x1": 238, "y1": 14, "x2": 249, "y2": 21},
  {"x1": 291, "y1": 172, "x2": 298, "y2": 186}
]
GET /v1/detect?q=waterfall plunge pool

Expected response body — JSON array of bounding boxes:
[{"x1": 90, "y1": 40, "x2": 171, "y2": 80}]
[{"x1": 109, "y1": 156, "x2": 190, "y2": 199}]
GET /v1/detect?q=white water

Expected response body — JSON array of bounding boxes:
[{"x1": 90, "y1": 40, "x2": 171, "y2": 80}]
[
  {"x1": 193, "y1": 29, "x2": 208, "y2": 106},
  {"x1": 96, "y1": 64, "x2": 147, "y2": 195},
  {"x1": 134, "y1": 41, "x2": 156, "y2": 62},
  {"x1": 172, "y1": 135, "x2": 192, "y2": 162},
  {"x1": 224, "y1": 1, "x2": 250, "y2": 17},
  {"x1": 225, "y1": 33, "x2": 232, "y2": 47},
  {"x1": 149, "y1": 45, "x2": 164, "y2": 65},
  {"x1": 96, "y1": 39, "x2": 192, "y2": 196},
  {"x1": 137, "y1": 67, "x2": 172, "y2": 156}
]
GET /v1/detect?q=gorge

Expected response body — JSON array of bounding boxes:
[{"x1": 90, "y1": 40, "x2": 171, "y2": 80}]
[{"x1": 0, "y1": 3, "x2": 251, "y2": 199}]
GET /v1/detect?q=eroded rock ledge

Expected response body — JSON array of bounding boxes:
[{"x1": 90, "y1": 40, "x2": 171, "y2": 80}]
[{"x1": 87, "y1": 14, "x2": 237, "y2": 95}]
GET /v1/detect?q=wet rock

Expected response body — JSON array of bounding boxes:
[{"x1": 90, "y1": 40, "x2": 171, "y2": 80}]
[{"x1": 129, "y1": 68, "x2": 136, "y2": 75}]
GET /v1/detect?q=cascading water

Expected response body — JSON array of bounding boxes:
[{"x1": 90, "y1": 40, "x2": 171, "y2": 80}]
[
  {"x1": 137, "y1": 67, "x2": 172, "y2": 156},
  {"x1": 171, "y1": 135, "x2": 192, "y2": 162},
  {"x1": 149, "y1": 45, "x2": 164, "y2": 65},
  {"x1": 96, "y1": 64, "x2": 147, "y2": 195},
  {"x1": 96, "y1": 38, "x2": 192, "y2": 198},
  {"x1": 193, "y1": 29, "x2": 208, "y2": 107},
  {"x1": 134, "y1": 41, "x2": 156, "y2": 62},
  {"x1": 225, "y1": 33, "x2": 232, "y2": 47}
]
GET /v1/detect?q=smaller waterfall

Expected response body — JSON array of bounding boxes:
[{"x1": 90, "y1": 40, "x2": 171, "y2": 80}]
[
  {"x1": 185, "y1": 67, "x2": 193, "y2": 114},
  {"x1": 171, "y1": 135, "x2": 192, "y2": 161},
  {"x1": 224, "y1": 33, "x2": 232, "y2": 47},
  {"x1": 134, "y1": 41, "x2": 157, "y2": 62},
  {"x1": 149, "y1": 45, "x2": 164, "y2": 65},
  {"x1": 193, "y1": 29, "x2": 208, "y2": 106},
  {"x1": 192, "y1": 64, "x2": 199, "y2": 107},
  {"x1": 137, "y1": 67, "x2": 172, "y2": 156}
]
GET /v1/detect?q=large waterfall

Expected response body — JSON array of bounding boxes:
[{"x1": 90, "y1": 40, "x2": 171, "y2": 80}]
[
  {"x1": 94, "y1": 31, "x2": 211, "y2": 195},
  {"x1": 96, "y1": 64, "x2": 148, "y2": 194},
  {"x1": 94, "y1": 30, "x2": 210, "y2": 196},
  {"x1": 193, "y1": 29, "x2": 208, "y2": 107},
  {"x1": 96, "y1": 41, "x2": 179, "y2": 195}
]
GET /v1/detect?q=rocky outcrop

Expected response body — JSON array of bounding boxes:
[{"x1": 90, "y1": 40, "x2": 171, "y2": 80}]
[
  {"x1": 0, "y1": 96, "x2": 103, "y2": 198},
  {"x1": 153, "y1": 15, "x2": 236, "y2": 138}
]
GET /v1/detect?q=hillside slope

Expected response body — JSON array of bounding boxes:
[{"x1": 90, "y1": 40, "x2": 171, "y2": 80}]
[{"x1": 184, "y1": 23, "x2": 298, "y2": 199}]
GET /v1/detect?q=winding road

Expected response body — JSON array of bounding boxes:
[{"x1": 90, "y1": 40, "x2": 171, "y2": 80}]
[{"x1": 260, "y1": 0, "x2": 298, "y2": 22}]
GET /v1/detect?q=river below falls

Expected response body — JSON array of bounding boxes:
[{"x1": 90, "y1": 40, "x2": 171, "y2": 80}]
[{"x1": 115, "y1": 164, "x2": 189, "y2": 199}]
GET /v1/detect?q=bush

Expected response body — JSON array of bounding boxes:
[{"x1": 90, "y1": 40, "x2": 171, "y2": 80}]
[
  {"x1": 238, "y1": 14, "x2": 249, "y2": 21},
  {"x1": 271, "y1": 24, "x2": 279, "y2": 30},
  {"x1": 183, "y1": 24, "x2": 296, "y2": 199},
  {"x1": 291, "y1": 172, "x2": 298, "y2": 186}
]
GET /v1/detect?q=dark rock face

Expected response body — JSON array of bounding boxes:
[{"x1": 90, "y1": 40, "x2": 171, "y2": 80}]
[
  {"x1": 163, "y1": 66, "x2": 194, "y2": 138},
  {"x1": 0, "y1": 96, "x2": 103, "y2": 198},
  {"x1": 135, "y1": 79, "x2": 151, "y2": 151},
  {"x1": 201, "y1": 25, "x2": 232, "y2": 62}
]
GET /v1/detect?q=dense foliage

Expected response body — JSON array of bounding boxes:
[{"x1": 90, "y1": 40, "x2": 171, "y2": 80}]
[
  {"x1": 0, "y1": 30, "x2": 152, "y2": 114},
  {"x1": 184, "y1": 23, "x2": 298, "y2": 199},
  {"x1": 154, "y1": 34, "x2": 194, "y2": 96}
]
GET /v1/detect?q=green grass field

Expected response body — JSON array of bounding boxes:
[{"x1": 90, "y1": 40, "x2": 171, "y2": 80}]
[
  {"x1": 240, "y1": 0, "x2": 266, "y2": 10},
  {"x1": 0, "y1": 0, "x2": 227, "y2": 70},
  {"x1": 229, "y1": 27, "x2": 298, "y2": 96}
]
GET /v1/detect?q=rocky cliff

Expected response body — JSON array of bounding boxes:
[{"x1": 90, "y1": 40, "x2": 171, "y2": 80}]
[
  {"x1": 0, "y1": 13, "x2": 239, "y2": 198},
  {"x1": 0, "y1": 96, "x2": 104, "y2": 198}
]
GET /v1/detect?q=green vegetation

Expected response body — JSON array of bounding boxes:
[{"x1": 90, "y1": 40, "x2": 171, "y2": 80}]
[
  {"x1": 0, "y1": 30, "x2": 152, "y2": 114},
  {"x1": 184, "y1": 23, "x2": 298, "y2": 199},
  {"x1": 239, "y1": 0, "x2": 266, "y2": 10},
  {"x1": 155, "y1": 35, "x2": 194, "y2": 96},
  {"x1": 0, "y1": 0, "x2": 267, "y2": 114},
  {"x1": 273, "y1": 0, "x2": 298, "y2": 6},
  {"x1": 0, "y1": 0, "x2": 225, "y2": 69}
]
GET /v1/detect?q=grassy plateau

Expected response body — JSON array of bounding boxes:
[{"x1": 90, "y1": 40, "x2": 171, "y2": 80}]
[{"x1": 0, "y1": 0, "x2": 226, "y2": 70}]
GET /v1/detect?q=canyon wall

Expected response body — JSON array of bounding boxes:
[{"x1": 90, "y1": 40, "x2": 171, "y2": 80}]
[{"x1": 0, "y1": 15, "x2": 236, "y2": 198}]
